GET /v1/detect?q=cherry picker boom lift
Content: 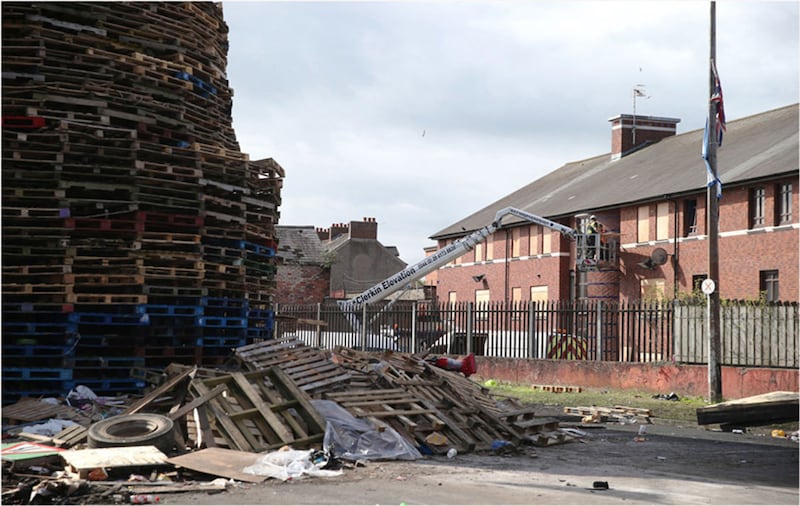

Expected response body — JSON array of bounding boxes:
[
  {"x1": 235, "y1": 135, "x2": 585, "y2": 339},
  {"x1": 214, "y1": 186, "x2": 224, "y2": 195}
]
[{"x1": 335, "y1": 207, "x2": 598, "y2": 350}]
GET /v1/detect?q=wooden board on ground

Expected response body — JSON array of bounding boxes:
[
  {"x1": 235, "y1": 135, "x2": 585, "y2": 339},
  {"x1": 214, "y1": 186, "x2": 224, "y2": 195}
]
[
  {"x1": 696, "y1": 391, "x2": 799, "y2": 426},
  {"x1": 166, "y1": 447, "x2": 266, "y2": 483},
  {"x1": 61, "y1": 445, "x2": 168, "y2": 479},
  {"x1": 563, "y1": 405, "x2": 652, "y2": 423},
  {"x1": 1, "y1": 398, "x2": 89, "y2": 425}
]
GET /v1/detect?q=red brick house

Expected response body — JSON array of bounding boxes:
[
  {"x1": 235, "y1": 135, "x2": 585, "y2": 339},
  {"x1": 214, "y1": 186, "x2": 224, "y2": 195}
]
[{"x1": 429, "y1": 104, "x2": 799, "y2": 304}]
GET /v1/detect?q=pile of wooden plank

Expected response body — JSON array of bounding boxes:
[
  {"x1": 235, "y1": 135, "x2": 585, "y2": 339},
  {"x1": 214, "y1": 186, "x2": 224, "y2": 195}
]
[{"x1": 48, "y1": 338, "x2": 572, "y2": 459}]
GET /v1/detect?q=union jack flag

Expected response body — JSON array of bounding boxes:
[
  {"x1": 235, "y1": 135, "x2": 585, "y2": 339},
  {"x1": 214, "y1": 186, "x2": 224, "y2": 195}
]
[{"x1": 711, "y1": 60, "x2": 726, "y2": 146}]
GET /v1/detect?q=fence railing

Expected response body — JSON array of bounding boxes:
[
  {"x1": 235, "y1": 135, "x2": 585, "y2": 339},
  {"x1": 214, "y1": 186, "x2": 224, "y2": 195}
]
[{"x1": 274, "y1": 299, "x2": 798, "y2": 368}]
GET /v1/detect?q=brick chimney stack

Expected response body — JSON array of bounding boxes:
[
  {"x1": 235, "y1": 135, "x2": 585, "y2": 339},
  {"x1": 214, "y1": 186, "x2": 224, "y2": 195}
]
[
  {"x1": 329, "y1": 222, "x2": 348, "y2": 240},
  {"x1": 349, "y1": 217, "x2": 378, "y2": 240},
  {"x1": 316, "y1": 227, "x2": 329, "y2": 241},
  {"x1": 609, "y1": 114, "x2": 680, "y2": 160}
]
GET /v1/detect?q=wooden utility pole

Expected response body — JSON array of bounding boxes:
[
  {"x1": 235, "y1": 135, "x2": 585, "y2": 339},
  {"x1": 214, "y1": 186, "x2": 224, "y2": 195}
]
[{"x1": 707, "y1": 1, "x2": 723, "y2": 403}]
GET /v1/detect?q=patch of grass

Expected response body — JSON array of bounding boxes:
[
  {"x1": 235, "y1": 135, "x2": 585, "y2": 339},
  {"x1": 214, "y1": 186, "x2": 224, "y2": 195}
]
[{"x1": 484, "y1": 381, "x2": 707, "y2": 423}]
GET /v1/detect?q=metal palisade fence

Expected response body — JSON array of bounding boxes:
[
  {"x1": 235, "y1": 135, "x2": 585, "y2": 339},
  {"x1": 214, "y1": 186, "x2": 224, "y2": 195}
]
[{"x1": 273, "y1": 299, "x2": 798, "y2": 369}]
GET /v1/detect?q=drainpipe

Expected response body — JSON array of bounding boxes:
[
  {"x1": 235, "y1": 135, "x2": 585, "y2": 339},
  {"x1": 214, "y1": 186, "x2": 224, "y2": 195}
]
[
  {"x1": 672, "y1": 198, "x2": 679, "y2": 298},
  {"x1": 504, "y1": 229, "x2": 510, "y2": 305}
]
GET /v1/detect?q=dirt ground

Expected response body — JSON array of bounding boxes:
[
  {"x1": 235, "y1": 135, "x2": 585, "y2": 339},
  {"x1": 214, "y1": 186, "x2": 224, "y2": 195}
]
[{"x1": 165, "y1": 410, "x2": 799, "y2": 506}]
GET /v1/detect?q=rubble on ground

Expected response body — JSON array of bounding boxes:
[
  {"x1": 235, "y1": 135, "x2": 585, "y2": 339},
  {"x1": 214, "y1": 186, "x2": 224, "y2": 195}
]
[{"x1": 2, "y1": 338, "x2": 577, "y2": 504}]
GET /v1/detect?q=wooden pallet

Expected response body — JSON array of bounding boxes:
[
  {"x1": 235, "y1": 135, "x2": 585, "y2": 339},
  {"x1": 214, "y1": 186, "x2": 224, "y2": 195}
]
[
  {"x1": 235, "y1": 337, "x2": 352, "y2": 394},
  {"x1": 187, "y1": 367, "x2": 327, "y2": 452},
  {"x1": 564, "y1": 405, "x2": 653, "y2": 423}
]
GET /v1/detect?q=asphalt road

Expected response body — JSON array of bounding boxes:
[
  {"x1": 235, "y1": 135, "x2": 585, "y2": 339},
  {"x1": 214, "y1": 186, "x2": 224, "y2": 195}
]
[{"x1": 165, "y1": 422, "x2": 799, "y2": 505}]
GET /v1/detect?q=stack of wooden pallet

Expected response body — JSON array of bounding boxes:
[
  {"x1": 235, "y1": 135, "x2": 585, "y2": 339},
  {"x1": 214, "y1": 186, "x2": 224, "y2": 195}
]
[{"x1": 1, "y1": 2, "x2": 281, "y2": 403}]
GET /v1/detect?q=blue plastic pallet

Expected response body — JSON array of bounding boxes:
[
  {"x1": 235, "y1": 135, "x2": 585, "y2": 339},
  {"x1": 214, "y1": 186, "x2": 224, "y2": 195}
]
[
  {"x1": 69, "y1": 312, "x2": 150, "y2": 326},
  {"x1": 72, "y1": 356, "x2": 146, "y2": 369},
  {"x1": 3, "y1": 345, "x2": 74, "y2": 357},
  {"x1": 195, "y1": 316, "x2": 247, "y2": 328},
  {"x1": 2, "y1": 322, "x2": 78, "y2": 333},
  {"x1": 195, "y1": 337, "x2": 247, "y2": 347},
  {"x1": 3, "y1": 368, "x2": 73, "y2": 380},
  {"x1": 71, "y1": 378, "x2": 146, "y2": 392},
  {"x1": 143, "y1": 304, "x2": 203, "y2": 317},
  {"x1": 243, "y1": 241, "x2": 275, "y2": 257}
]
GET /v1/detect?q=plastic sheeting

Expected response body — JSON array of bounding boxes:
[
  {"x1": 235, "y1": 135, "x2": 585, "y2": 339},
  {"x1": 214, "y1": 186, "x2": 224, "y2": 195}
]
[
  {"x1": 311, "y1": 399, "x2": 422, "y2": 461},
  {"x1": 243, "y1": 448, "x2": 343, "y2": 481}
]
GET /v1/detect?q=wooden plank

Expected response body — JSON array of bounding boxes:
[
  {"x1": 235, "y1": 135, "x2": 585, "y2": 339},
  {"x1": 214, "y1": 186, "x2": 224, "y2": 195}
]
[
  {"x1": 124, "y1": 365, "x2": 195, "y2": 414},
  {"x1": 166, "y1": 447, "x2": 265, "y2": 483},
  {"x1": 168, "y1": 383, "x2": 226, "y2": 421},
  {"x1": 190, "y1": 381, "x2": 253, "y2": 451},
  {"x1": 696, "y1": 391, "x2": 799, "y2": 426},
  {"x1": 62, "y1": 446, "x2": 167, "y2": 479},
  {"x1": 230, "y1": 371, "x2": 294, "y2": 443},
  {"x1": 52, "y1": 425, "x2": 88, "y2": 448}
]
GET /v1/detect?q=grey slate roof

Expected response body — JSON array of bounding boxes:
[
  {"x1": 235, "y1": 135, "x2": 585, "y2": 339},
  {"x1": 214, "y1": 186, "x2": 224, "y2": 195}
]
[
  {"x1": 275, "y1": 226, "x2": 326, "y2": 264},
  {"x1": 432, "y1": 104, "x2": 799, "y2": 239}
]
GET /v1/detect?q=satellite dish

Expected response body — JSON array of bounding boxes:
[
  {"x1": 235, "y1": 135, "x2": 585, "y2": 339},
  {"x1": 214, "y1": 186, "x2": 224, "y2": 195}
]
[
  {"x1": 651, "y1": 248, "x2": 668, "y2": 266},
  {"x1": 637, "y1": 247, "x2": 669, "y2": 270}
]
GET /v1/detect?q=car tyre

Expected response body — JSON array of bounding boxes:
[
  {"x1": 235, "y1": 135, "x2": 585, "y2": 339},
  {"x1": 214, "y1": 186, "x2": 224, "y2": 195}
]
[{"x1": 87, "y1": 413, "x2": 175, "y2": 453}]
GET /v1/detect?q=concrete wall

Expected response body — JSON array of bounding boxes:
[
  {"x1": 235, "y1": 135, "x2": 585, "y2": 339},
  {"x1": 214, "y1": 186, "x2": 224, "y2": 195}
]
[{"x1": 476, "y1": 356, "x2": 799, "y2": 399}]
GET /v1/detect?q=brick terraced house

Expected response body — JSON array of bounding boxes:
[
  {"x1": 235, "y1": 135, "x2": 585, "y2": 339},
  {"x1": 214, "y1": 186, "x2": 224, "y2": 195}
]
[{"x1": 429, "y1": 104, "x2": 799, "y2": 304}]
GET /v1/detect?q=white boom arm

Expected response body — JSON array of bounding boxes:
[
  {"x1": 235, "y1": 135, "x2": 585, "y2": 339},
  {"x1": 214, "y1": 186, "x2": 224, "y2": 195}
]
[{"x1": 337, "y1": 207, "x2": 577, "y2": 313}]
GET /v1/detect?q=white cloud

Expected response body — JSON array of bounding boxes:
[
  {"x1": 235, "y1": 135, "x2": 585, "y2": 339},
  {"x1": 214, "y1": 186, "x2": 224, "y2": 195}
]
[{"x1": 224, "y1": 1, "x2": 799, "y2": 264}]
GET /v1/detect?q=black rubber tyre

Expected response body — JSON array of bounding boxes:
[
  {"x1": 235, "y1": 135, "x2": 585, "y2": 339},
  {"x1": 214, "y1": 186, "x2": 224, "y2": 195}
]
[{"x1": 87, "y1": 413, "x2": 175, "y2": 453}]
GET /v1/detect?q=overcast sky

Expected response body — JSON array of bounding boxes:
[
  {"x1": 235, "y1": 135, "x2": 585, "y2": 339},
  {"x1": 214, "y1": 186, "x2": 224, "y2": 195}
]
[{"x1": 223, "y1": 1, "x2": 798, "y2": 264}]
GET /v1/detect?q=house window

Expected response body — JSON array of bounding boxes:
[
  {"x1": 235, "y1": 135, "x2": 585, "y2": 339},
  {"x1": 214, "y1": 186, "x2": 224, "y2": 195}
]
[
  {"x1": 760, "y1": 270, "x2": 779, "y2": 302},
  {"x1": 692, "y1": 274, "x2": 707, "y2": 293},
  {"x1": 474, "y1": 241, "x2": 484, "y2": 262},
  {"x1": 511, "y1": 228, "x2": 521, "y2": 258},
  {"x1": 542, "y1": 229, "x2": 552, "y2": 254},
  {"x1": 776, "y1": 183, "x2": 792, "y2": 224},
  {"x1": 511, "y1": 287, "x2": 522, "y2": 319},
  {"x1": 637, "y1": 205, "x2": 650, "y2": 242},
  {"x1": 640, "y1": 278, "x2": 666, "y2": 302},
  {"x1": 487, "y1": 235, "x2": 494, "y2": 261},
  {"x1": 529, "y1": 225, "x2": 541, "y2": 255},
  {"x1": 656, "y1": 202, "x2": 670, "y2": 240},
  {"x1": 448, "y1": 291, "x2": 457, "y2": 304},
  {"x1": 683, "y1": 199, "x2": 698, "y2": 236},
  {"x1": 475, "y1": 289, "x2": 490, "y2": 320},
  {"x1": 530, "y1": 285, "x2": 548, "y2": 318},
  {"x1": 530, "y1": 285, "x2": 548, "y2": 303},
  {"x1": 750, "y1": 186, "x2": 765, "y2": 228}
]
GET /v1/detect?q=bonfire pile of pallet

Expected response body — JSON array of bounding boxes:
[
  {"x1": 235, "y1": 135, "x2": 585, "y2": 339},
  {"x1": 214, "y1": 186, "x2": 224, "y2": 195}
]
[
  {"x1": 130, "y1": 336, "x2": 575, "y2": 455},
  {"x1": 6, "y1": 337, "x2": 575, "y2": 460}
]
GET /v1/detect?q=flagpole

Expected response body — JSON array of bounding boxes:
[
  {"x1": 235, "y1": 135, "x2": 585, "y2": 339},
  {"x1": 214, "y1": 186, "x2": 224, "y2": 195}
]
[{"x1": 707, "y1": 0, "x2": 723, "y2": 403}]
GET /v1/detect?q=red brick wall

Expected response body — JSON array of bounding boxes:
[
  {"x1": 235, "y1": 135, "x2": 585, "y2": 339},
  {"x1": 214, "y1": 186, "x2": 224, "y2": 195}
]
[
  {"x1": 274, "y1": 264, "x2": 330, "y2": 305},
  {"x1": 434, "y1": 178, "x2": 797, "y2": 303},
  {"x1": 477, "y1": 357, "x2": 798, "y2": 399}
]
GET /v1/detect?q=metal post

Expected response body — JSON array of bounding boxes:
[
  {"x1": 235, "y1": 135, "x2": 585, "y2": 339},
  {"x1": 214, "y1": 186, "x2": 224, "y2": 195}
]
[
  {"x1": 315, "y1": 303, "x2": 322, "y2": 348},
  {"x1": 528, "y1": 301, "x2": 537, "y2": 358},
  {"x1": 596, "y1": 300, "x2": 603, "y2": 360},
  {"x1": 411, "y1": 303, "x2": 417, "y2": 353},
  {"x1": 464, "y1": 302, "x2": 474, "y2": 355},
  {"x1": 360, "y1": 304, "x2": 368, "y2": 351},
  {"x1": 273, "y1": 303, "x2": 280, "y2": 339}
]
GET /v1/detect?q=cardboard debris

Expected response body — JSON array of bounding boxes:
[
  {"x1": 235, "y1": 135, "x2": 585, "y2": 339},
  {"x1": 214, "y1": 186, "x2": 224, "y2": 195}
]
[{"x1": 166, "y1": 448, "x2": 266, "y2": 483}]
